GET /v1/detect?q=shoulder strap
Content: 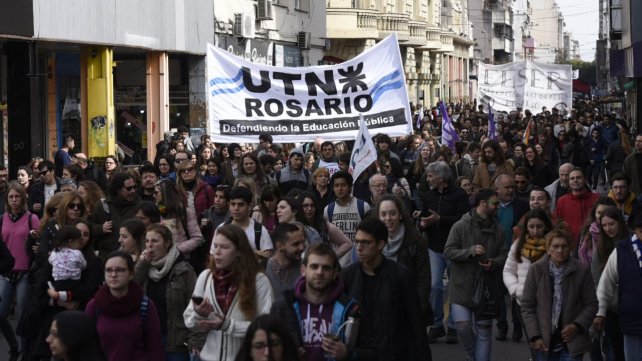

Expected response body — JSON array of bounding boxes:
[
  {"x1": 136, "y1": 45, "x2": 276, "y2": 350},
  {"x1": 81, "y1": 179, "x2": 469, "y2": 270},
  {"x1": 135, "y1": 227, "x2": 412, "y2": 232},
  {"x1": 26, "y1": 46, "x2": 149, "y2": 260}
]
[
  {"x1": 140, "y1": 294, "x2": 149, "y2": 322},
  {"x1": 304, "y1": 169, "x2": 310, "y2": 182},
  {"x1": 327, "y1": 202, "x2": 335, "y2": 222},
  {"x1": 100, "y1": 198, "x2": 110, "y2": 215},
  {"x1": 276, "y1": 171, "x2": 281, "y2": 183},
  {"x1": 253, "y1": 221, "x2": 262, "y2": 250},
  {"x1": 356, "y1": 199, "x2": 365, "y2": 219}
]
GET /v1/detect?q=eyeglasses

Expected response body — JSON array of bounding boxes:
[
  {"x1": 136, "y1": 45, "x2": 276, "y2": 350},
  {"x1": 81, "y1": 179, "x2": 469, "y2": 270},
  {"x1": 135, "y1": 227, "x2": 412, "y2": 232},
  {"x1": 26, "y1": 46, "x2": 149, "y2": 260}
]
[
  {"x1": 104, "y1": 267, "x2": 128, "y2": 275},
  {"x1": 123, "y1": 185, "x2": 136, "y2": 191},
  {"x1": 181, "y1": 167, "x2": 195, "y2": 174},
  {"x1": 39, "y1": 169, "x2": 50, "y2": 175},
  {"x1": 68, "y1": 202, "x2": 84, "y2": 210},
  {"x1": 0, "y1": 174, "x2": 7, "y2": 178}
]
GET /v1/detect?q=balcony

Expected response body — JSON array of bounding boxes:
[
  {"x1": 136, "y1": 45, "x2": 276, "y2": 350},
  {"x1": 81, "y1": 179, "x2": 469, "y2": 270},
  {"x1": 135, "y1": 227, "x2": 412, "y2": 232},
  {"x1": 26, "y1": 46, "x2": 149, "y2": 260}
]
[
  {"x1": 434, "y1": 31, "x2": 454, "y2": 53},
  {"x1": 377, "y1": 13, "x2": 410, "y2": 42},
  {"x1": 419, "y1": 27, "x2": 442, "y2": 50},
  {"x1": 326, "y1": 8, "x2": 379, "y2": 39},
  {"x1": 406, "y1": 20, "x2": 427, "y2": 46},
  {"x1": 492, "y1": 37, "x2": 512, "y2": 53}
]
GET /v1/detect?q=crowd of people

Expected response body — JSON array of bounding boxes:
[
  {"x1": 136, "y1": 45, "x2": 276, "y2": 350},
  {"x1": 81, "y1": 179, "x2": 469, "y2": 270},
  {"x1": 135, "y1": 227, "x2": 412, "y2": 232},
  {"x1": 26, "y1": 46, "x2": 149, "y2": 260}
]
[{"x1": 0, "y1": 101, "x2": 640, "y2": 361}]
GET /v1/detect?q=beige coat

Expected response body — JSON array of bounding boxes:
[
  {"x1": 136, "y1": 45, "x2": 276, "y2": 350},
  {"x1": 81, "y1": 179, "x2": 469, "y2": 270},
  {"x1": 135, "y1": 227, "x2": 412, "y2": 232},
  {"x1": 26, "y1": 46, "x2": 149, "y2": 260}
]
[
  {"x1": 520, "y1": 255, "x2": 597, "y2": 357},
  {"x1": 472, "y1": 161, "x2": 514, "y2": 192}
]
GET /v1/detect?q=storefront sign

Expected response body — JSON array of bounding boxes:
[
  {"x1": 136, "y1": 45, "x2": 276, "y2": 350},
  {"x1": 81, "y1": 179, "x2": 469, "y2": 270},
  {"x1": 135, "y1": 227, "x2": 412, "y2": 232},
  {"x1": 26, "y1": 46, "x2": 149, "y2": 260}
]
[
  {"x1": 206, "y1": 34, "x2": 412, "y2": 142},
  {"x1": 218, "y1": 35, "x2": 274, "y2": 65}
]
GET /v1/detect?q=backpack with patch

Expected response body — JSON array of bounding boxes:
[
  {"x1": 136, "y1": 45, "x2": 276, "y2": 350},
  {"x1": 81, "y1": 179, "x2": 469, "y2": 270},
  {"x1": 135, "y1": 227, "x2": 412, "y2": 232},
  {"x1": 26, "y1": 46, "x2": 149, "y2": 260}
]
[{"x1": 223, "y1": 218, "x2": 263, "y2": 251}]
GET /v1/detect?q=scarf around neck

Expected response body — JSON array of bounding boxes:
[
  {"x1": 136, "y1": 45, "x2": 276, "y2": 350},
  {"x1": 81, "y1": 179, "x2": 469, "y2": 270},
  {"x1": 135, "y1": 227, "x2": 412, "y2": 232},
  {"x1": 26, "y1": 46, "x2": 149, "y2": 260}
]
[
  {"x1": 213, "y1": 269, "x2": 238, "y2": 316},
  {"x1": 548, "y1": 260, "x2": 566, "y2": 333},
  {"x1": 521, "y1": 237, "x2": 547, "y2": 262},
  {"x1": 93, "y1": 281, "x2": 144, "y2": 318},
  {"x1": 148, "y1": 245, "x2": 180, "y2": 282},
  {"x1": 383, "y1": 224, "x2": 405, "y2": 261}
]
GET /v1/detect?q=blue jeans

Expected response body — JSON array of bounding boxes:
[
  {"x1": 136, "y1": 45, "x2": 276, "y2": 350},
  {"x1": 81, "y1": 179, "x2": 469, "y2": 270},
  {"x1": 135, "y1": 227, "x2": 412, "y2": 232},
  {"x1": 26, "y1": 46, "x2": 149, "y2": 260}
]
[
  {"x1": 429, "y1": 250, "x2": 455, "y2": 329},
  {"x1": 623, "y1": 334, "x2": 642, "y2": 361},
  {"x1": 0, "y1": 274, "x2": 28, "y2": 351},
  {"x1": 535, "y1": 349, "x2": 583, "y2": 361},
  {"x1": 451, "y1": 303, "x2": 493, "y2": 361}
]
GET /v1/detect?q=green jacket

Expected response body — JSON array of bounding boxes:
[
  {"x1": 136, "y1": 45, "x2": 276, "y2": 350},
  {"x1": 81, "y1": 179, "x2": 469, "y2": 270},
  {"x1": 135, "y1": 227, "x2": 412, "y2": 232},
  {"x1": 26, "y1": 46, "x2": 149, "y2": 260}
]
[{"x1": 444, "y1": 211, "x2": 508, "y2": 308}]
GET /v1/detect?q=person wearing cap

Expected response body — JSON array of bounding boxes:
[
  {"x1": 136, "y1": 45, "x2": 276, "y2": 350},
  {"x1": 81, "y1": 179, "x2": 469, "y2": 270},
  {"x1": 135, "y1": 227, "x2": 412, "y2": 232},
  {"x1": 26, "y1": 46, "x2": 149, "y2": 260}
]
[
  {"x1": 28, "y1": 160, "x2": 61, "y2": 218},
  {"x1": 73, "y1": 153, "x2": 108, "y2": 192},
  {"x1": 54, "y1": 135, "x2": 75, "y2": 178},
  {"x1": 275, "y1": 147, "x2": 311, "y2": 196}
]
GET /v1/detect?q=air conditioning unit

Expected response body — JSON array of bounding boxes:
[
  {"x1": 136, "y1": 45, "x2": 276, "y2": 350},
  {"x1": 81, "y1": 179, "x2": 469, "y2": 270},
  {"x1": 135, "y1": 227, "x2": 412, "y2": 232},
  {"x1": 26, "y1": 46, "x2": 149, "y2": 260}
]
[
  {"x1": 257, "y1": 0, "x2": 273, "y2": 20},
  {"x1": 233, "y1": 13, "x2": 255, "y2": 38},
  {"x1": 297, "y1": 31, "x2": 311, "y2": 49}
]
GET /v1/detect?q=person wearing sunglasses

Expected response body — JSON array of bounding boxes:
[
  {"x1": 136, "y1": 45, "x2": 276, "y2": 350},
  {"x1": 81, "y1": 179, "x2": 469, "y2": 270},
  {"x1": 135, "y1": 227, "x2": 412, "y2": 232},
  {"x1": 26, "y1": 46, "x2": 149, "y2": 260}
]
[
  {"x1": 88, "y1": 173, "x2": 141, "y2": 259},
  {"x1": 28, "y1": 160, "x2": 61, "y2": 218}
]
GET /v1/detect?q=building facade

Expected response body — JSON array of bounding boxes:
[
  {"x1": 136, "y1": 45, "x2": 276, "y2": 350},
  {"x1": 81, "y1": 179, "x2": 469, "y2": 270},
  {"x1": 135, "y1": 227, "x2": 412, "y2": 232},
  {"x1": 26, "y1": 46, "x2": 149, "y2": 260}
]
[
  {"x1": 0, "y1": 0, "x2": 213, "y2": 172},
  {"x1": 326, "y1": 0, "x2": 474, "y2": 109}
]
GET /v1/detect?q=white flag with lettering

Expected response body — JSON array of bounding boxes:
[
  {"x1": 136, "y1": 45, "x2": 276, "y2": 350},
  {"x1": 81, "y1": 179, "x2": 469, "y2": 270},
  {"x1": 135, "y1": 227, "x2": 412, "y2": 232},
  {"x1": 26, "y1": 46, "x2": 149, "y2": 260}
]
[{"x1": 349, "y1": 114, "x2": 377, "y2": 183}]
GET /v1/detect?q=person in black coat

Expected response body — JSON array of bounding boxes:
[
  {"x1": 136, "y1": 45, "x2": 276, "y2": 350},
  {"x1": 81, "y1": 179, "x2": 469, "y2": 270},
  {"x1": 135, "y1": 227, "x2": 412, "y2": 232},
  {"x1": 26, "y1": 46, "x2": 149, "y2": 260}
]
[{"x1": 342, "y1": 217, "x2": 432, "y2": 361}]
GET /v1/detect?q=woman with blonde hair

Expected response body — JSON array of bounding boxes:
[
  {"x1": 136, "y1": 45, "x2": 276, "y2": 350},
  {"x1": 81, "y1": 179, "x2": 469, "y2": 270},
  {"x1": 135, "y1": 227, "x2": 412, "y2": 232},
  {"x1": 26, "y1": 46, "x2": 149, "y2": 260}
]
[
  {"x1": 184, "y1": 224, "x2": 274, "y2": 361},
  {"x1": 307, "y1": 167, "x2": 333, "y2": 211}
]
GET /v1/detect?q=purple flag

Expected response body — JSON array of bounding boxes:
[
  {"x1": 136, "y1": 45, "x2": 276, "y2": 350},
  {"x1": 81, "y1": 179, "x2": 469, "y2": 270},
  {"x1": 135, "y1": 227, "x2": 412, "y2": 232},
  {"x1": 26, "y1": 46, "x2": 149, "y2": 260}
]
[{"x1": 439, "y1": 101, "x2": 459, "y2": 150}]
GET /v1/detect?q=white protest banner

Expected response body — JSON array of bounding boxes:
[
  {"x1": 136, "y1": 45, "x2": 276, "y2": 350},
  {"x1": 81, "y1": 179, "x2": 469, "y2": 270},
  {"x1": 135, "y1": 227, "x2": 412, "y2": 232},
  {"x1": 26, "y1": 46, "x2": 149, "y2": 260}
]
[
  {"x1": 206, "y1": 34, "x2": 412, "y2": 143},
  {"x1": 349, "y1": 114, "x2": 377, "y2": 183},
  {"x1": 477, "y1": 61, "x2": 572, "y2": 113}
]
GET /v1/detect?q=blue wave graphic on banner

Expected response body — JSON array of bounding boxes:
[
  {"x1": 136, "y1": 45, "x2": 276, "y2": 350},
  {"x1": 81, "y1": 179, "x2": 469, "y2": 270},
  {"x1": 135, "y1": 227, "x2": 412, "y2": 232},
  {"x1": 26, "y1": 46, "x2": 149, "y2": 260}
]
[
  {"x1": 210, "y1": 83, "x2": 246, "y2": 96},
  {"x1": 371, "y1": 80, "x2": 405, "y2": 104},
  {"x1": 209, "y1": 69, "x2": 243, "y2": 86}
]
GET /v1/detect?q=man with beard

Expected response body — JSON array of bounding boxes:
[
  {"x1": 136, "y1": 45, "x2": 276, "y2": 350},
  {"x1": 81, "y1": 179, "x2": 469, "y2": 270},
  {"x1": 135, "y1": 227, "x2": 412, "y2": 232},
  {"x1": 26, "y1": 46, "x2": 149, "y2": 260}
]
[
  {"x1": 555, "y1": 168, "x2": 599, "y2": 249},
  {"x1": 88, "y1": 172, "x2": 140, "y2": 259},
  {"x1": 73, "y1": 153, "x2": 108, "y2": 191},
  {"x1": 137, "y1": 164, "x2": 159, "y2": 202},
  {"x1": 271, "y1": 243, "x2": 372, "y2": 361},
  {"x1": 472, "y1": 140, "x2": 514, "y2": 192},
  {"x1": 608, "y1": 172, "x2": 641, "y2": 227},
  {"x1": 265, "y1": 223, "x2": 307, "y2": 298},
  {"x1": 445, "y1": 189, "x2": 507, "y2": 361}
]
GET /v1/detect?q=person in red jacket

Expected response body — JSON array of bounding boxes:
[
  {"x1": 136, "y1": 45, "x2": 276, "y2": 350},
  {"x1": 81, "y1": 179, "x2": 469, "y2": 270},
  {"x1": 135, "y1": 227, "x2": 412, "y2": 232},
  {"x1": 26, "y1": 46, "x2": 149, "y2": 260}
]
[{"x1": 555, "y1": 168, "x2": 599, "y2": 251}]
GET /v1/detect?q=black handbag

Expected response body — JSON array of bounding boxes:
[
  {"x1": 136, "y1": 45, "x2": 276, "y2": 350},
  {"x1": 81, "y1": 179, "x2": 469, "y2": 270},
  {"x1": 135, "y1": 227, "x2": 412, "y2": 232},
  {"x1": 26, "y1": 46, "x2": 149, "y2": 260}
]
[{"x1": 472, "y1": 269, "x2": 500, "y2": 320}]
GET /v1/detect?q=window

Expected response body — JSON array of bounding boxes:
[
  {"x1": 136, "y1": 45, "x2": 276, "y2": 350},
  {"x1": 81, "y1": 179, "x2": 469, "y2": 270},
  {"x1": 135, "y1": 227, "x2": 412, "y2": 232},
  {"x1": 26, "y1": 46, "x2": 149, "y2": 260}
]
[{"x1": 295, "y1": 0, "x2": 309, "y2": 11}]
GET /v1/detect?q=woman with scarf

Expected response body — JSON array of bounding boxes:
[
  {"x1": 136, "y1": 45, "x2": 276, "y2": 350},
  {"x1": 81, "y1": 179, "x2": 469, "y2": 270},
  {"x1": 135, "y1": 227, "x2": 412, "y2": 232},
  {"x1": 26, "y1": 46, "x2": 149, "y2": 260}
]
[
  {"x1": 503, "y1": 209, "x2": 553, "y2": 305},
  {"x1": 184, "y1": 224, "x2": 274, "y2": 361},
  {"x1": 373, "y1": 194, "x2": 432, "y2": 328},
  {"x1": 135, "y1": 224, "x2": 199, "y2": 361},
  {"x1": 577, "y1": 197, "x2": 616, "y2": 266},
  {"x1": 86, "y1": 251, "x2": 163, "y2": 361},
  {"x1": 502, "y1": 209, "x2": 553, "y2": 343},
  {"x1": 521, "y1": 229, "x2": 597, "y2": 361}
]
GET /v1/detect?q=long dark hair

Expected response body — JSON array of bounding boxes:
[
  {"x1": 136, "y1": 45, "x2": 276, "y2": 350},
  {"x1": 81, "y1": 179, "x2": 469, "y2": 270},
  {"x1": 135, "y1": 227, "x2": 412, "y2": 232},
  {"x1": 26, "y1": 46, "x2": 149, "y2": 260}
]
[
  {"x1": 234, "y1": 314, "x2": 299, "y2": 361},
  {"x1": 297, "y1": 191, "x2": 329, "y2": 240},
  {"x1": 51, "y1": 311, "x2": 107, "y2": 361},
  {"x1": 257, "y1": 185, "x2": 281, "y2": 223},
  {"x1": 372, "y1": 194, "x2": 423, "y2": 241},
  {"x1": 155, "y1": 179, "x2": 187, "y2": 224},
  {"x1": 597, "y1": 206, "x2": 629, "y2": 267},
  {"x1": 513, "y1": 209, "x2": 553, "y2": 263},
  {"x1": 277, "y1": 197, "x2": 308, "y2": 225}
]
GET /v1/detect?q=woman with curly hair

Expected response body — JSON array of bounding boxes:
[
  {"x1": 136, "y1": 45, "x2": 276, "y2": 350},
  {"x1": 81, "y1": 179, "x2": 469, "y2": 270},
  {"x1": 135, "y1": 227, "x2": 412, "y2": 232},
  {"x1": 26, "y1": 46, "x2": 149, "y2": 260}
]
[
  {"x1": 77, "y1": 181, "x2": 105, "y2": 218},
  {"x1": 184, "y1": 224, "x2": 274, "y2": 361}
]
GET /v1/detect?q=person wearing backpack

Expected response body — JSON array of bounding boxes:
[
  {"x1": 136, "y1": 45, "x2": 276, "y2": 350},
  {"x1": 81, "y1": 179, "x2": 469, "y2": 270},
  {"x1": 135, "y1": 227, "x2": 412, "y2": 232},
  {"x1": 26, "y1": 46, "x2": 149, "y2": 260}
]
[
  {"x1": 323, "y1": 171, "x2": 370, "y2": 268},
  {"x1": 86, "y1": 251, "x2": 163, "y2": 361},
  {"x1": 210, "y1": 187, "x2": 273, "y2": 263}
]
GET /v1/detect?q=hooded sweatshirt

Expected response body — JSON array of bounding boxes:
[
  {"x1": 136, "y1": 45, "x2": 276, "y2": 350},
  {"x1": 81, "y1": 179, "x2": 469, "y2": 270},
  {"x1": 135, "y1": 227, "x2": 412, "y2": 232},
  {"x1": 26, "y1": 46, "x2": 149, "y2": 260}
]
[{"x1": 293, "y1": 276, "x2": 344, "y2": 361}]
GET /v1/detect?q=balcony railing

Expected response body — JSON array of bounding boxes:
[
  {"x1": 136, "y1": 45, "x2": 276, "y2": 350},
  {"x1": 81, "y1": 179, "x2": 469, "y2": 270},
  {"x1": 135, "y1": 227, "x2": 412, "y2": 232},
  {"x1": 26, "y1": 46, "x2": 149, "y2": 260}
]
[
  {"x1": 407, "y1": 20, "x2": 427, "y2": 46},
  {"x1": 326, "y1": 8, "x2": 379, "y2": 39},
  {"x1": 377, "y1": 13, "x2": 410, "y2": 41}
]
